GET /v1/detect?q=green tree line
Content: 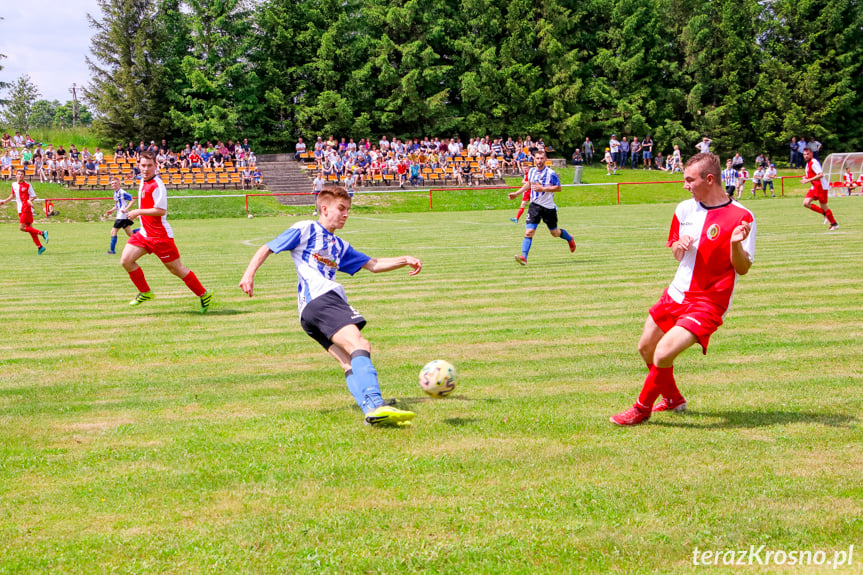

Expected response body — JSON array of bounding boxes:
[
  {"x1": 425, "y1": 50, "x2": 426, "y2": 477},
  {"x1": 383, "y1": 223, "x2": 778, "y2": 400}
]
[{"x1": 83, "y1": 0, "x2": 863, "y2": 159}]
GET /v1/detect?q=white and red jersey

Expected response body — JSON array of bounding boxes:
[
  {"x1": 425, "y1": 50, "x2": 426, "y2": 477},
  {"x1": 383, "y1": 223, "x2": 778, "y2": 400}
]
[
  {"x1": 666, "y1": 198, "x2": 756, "y2": 311},
  {"x1": 11, "y1": 181, "x2": 36, "y2": 214},
  {"x1": 138, "y1": 176, "x2": 174, "y2": 239},
  {"x1": 843, "y1": 172, "x2": 854, "y2": 185},
  {"x1": 806, "y1": 158, "x2": 828, "y2": 191}
]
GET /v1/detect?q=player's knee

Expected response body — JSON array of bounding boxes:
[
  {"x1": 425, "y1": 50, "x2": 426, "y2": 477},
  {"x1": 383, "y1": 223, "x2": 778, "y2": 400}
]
[
  {"x1": 524, "y1": 230, "x2": 536, "y2": 238},
  {"x1": 550, "y1": 229, "x2": 561, "y2": 237}
]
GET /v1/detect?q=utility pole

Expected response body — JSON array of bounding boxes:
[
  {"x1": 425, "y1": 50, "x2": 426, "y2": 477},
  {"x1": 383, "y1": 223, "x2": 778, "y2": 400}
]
[{"x1": 69, "y1": 83, "x2": 79, "y2": 128}]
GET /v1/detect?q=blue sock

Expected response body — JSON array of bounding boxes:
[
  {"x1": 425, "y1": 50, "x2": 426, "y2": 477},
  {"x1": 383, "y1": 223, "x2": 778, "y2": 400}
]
[
  {"x1": 521, "y1": 237, "x2": 533, "y2": 258},
  {"x1": 344, "y1": 369, "x2": 364, "y2": 408},
  {"x1": 560, "y1": 229, "x2": 573, "y2": 242},
  {"x1": 349, "y1": 350, "x2": 383, "y2": 414},
  {"x1": 110, "y1": 236, "x2": 118, "y2": 252},
  {"x1": 132, "y1": 228, "x2": 140, "y2": 235}
]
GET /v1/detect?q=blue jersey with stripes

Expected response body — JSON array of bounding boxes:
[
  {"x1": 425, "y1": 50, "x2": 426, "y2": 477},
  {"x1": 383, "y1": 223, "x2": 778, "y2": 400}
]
[
  {"x1": 721, "y1": 168, "x2": 739, "y2": 188},
  {"x1": 527, "y1": 166, "x2": 561, "y2": 209},
  {"x1": 113, "y1": 188, "x2": 133, "y2": 219},
  {"x1": 266, "y1": 221, "x2": 371, "y2": 314}
]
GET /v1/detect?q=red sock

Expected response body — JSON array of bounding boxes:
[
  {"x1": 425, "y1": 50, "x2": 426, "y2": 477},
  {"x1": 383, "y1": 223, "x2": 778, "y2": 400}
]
[
  {"x1": 807, "y1": 204, "x2": 824, "y2": 215},
  {"x1": 636, "y1": 365, "x2": 662, "y2": 409},
  {"x1": 655, "y1": 366, "x2": 684, "y2": 403},
  {"x1": 128, "y1": 267, "x2": 151, "y2": 293},
  {"x1": 516, "y1": 207, "x2": 525, "y2": 221},
  {"x1": 824, "y1": 209, "x2": 837, "y2": 225},
  {"x1": 28, "y1": 231, "x2": 42, "y2": 247},
  {"x1": 182, "y1": 270, "x2": 207, "y2": 296}
]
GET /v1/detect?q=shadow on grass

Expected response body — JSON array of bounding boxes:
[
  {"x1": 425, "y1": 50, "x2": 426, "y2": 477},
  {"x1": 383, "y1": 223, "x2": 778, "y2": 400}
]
[{"x1": 650, "y1": 410, "x2": 858, "y2": 430}]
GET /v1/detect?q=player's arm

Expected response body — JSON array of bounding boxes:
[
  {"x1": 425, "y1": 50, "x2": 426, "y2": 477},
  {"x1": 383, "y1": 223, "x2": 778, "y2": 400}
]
[
  {"x1": 362, "y1": 256, "x2": 422, "y2": 276},
  {"x1": 800, "y1": 169, "x2": 822, "y2": 184},
  {"x1": 239, "y1": 244, "x2": 274, "y2": 297},
  {"x1": 104, "y1": 205, "x2": 116, "y2": 216},
  {"x1": 730, "y1": 221, "x2": 753, "y2": 275},
  {"x1": 126, "y1": 206, "x2": 165, "y2": 219},
  {"x1": 508, "y1": 181, "x2": 528, "y2": 200},
  {"x1": 0, "y1": 192, "x2": 12, "y2": 206}
]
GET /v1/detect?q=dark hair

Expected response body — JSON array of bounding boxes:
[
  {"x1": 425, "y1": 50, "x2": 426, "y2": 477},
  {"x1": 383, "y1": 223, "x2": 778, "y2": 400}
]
[
  {"x1": 685, "y1": 153, "x2": 721, "y2": 181},
  {"x1": 140, "y1": 150, "x2": 157, "y2": 161}
]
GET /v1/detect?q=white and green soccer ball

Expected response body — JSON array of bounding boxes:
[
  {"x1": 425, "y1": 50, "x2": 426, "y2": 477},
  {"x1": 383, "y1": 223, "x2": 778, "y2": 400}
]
[{"x1": 419, "y1": 360, "x2": 457, "y2": 397}]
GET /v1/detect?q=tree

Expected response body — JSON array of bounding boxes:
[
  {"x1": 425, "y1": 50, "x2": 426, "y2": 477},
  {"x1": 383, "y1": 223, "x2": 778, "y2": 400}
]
[
  {"x1": 29, "y1": 99, "x2": 61, "y2": 128},
  {"x1": 85, "y1": 0, "x2": 189, "y2": 145},
  {"x1": 0, "y1": 52, "x2": 10, "y2": 106},
  {"x1": 1, "y1": 74, "x2": 41, "y2": 132},
  {"x1": 169, "y1": 0, "x2": 259, "y2": 143}
]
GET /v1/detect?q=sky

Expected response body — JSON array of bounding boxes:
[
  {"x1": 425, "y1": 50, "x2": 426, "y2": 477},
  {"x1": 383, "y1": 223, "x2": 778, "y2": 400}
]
[{"x1": 0, "y1": 0, "x2": 102, "y2": 103}]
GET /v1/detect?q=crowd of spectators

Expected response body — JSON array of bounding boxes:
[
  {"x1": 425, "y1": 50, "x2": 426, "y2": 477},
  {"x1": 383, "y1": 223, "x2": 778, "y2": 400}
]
[
  {"x1": 295, "y1": 135, "x2": 552, "y2": 187},
  {"x1": 1, "y1": 132, "x2": 262, "y2": 188}
]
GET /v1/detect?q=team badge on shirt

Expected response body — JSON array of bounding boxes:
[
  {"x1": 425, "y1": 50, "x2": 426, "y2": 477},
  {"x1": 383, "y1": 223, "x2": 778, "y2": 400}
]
[
  {"x1": 707, "y1": 224, "x2": 720, "y2": 240},
  {"x1": 313, "y1": 251, "x2": 338, "y2": 269}
]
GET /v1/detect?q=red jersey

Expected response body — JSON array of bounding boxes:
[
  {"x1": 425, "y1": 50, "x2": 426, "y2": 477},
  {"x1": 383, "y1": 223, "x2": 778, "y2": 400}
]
[
  {"x1": 11, "y1": 181, "x2": 35, "y2": 214},
  {"x1": 806, "y1": 158, "x2": 828, "y2": 191},
  {"x1": 666, "y1": 198, "x2": 756, "y2": 311},
  {"x1": 138, "y1": 176, "x2": 174, "y2": 239}
]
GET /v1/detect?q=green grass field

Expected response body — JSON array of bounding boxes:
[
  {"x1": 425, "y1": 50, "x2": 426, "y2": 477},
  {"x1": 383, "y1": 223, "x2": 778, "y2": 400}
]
[{"x1": 1, "y1": 195, "x2": 861, "y2": 573}]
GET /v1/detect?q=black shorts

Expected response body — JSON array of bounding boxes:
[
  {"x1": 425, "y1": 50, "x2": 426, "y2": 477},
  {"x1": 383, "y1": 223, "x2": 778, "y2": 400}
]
[
  {"x1": 526, "y1": 203, "x2": 559, "y2": 230},
  {"x1": 725, "y1": 185, "x2": 736, "y2": 197},
  {"x1": 300, "y1": 290, "x2": 366, "y2": 350},
  {"x1": 113, "y1": 219, "x2": 134, "y2": 229}
]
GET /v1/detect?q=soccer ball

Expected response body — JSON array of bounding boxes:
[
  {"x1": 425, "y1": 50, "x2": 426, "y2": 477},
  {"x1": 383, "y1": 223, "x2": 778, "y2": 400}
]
[{"x1": 419, "y1": 360, "x2": 457, "y2": 397}]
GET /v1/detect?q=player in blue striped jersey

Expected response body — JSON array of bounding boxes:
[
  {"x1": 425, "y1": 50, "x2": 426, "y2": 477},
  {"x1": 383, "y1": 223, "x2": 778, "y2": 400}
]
[
  {"x1": 721, "y1": 159, "x2": 739, "y2": 199},
  {"x1": 508, "y1": 151, "x2": 576, "y2": 265},
  {"x1": 103, "y1": 176, "x2": 137, "y2": 254},
  {"x1": 239, "y1": 186, "x2": 422, "y2": 427}
]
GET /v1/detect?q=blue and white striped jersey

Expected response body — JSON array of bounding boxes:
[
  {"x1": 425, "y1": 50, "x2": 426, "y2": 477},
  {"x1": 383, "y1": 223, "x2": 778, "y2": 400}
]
[
  {"x1": 721, "y1": 168, "x2": 739, "y2": 188},
  {"x1": 527, "y1": 166, "x2": 561, "y2": 209},
  {"x1": 113, "y1": 188, "x2": 133, "y2": 219},
  {"x1": 267, "y1": 220, "x2": 371, "y2": 314}
]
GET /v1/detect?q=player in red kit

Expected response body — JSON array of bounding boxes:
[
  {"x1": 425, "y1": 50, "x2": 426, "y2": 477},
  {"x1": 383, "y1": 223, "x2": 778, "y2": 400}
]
[
  {"x1": 610, "y1": 153, "x2": 756, "y2": 426},
  {"x1": 801, "y1": 147, "x2": 839, "y2": 230},
  {"x1": 0, "y1": 169, "x2": 49, "y2": 254},
  {"x1": 120, "y1": 151, "x2": 213, "y2": 312}
]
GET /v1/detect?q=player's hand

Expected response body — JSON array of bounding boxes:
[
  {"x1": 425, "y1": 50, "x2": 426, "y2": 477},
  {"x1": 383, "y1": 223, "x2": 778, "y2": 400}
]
[
  {"x1": 731, "y1": 221, "x2": 751, "y2": 243},
  {"x1": 239, "y1": 276, "x2": 255, "y2": 297},
  {"x1": 405, "y1": 257, "x2": 422, "y2": 276},
  {"x1": 125, "y1": 209, "x2": 139, "y2": 220},
  {"x1": 507, "y1": 191, "x2": 519, "y2": 200},
  {"x1": 677, "y1": 235, "x2": 694, "y2": 251}
]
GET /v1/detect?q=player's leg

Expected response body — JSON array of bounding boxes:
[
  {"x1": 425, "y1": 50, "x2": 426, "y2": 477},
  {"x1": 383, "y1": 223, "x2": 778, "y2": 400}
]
[
  {"x1": 120, "y1": 242, "x2": 154, "y2": 304},
  {"x1": 819, "y1": 199, "x2": 838, "y2": 228},
  {"x1": 516, "y1": 224, "x2": 537, "y2": 265},
  {"x1": 163, "y1": 256, "x2": 212, "y2": 311},
  {"x1": 330, "y1": 324, "x2": 413, "y2": 425},
  {"x1": 546, "y1": 209, "x2": 575, "y2": 252},
  {"x1": 108, "y1": 226, "x2": 119, "y2": 254}
]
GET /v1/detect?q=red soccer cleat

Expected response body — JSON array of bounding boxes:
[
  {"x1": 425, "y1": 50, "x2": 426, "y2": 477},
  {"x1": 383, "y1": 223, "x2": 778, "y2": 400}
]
[
  {"x1": 568, "y1": 238, "x2": 576, "y2": 253},
  {"x1": 514, "y1": 255, "x2": 527, "y2": 266},
  {"x1": 652, "y1": 397, "x2": 687, "y2": 413},
  {"x1": 610, "y1": 404, "x2": 651, "y2": 426}
]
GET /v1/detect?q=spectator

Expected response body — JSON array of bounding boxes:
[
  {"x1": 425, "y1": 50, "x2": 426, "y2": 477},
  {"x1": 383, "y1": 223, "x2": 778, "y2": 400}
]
[
  {"x1": 602, "y1": 147, "x2": 616, "y2": 175},
  {"x1": 630, "y1": 137, "x2": 641, "y2": 169},
  {"x1": 253, "y1": 167, "x2": 263, "y2": 186},
  {"x1": 84, "y1": 159, "x2": 98, "y2": 176},
  {"x1": 731, "y1": 152, "x2": 744, "y2": 171},
  {"x1": 654, "y1": 151, "x2": 666, "y2": 171},
  {"x1": 620, "y1": 137, "x2": 630, "y2": 169},
  {"x1": 295, "y1": 137, "x2": 307, "y2": 160},
  {"x1": 571, "y1": 149, "x2": 584, "y2": 166},
  {"x1": 695, "y1": 137, "x2": 712, "y2": 154},
  {"x1": 0, "y1": 152, "x2": 12, "y2": 180},
  {"x1": 810, "y1": 139, "x2": 822, "y2": 161},
  {"x1": 789, "y1": 137, "x2": 798, "y2": 168},
  {"x1": 583, "y1": 137, "x2": 594, "y2": 165},
  {"x1": 410, "y1": 162, "x2": 424, "y2": 186},
  {"x1": 0, "y1": 133, "x2": 11, "y2": 148},
  {"x1": 610, "y1": 134, "x2": 620, "y2": 167},
  {"x1": 642, "y1": 135, "x2": 653, "y2": 169}
]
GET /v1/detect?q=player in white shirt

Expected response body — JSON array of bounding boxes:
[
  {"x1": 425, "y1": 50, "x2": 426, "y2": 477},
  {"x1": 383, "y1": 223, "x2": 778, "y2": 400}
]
[
  {"x1": 508, "y1": 151, "x2": 576, "y2": 265},
  {"x1": 240, "y1": 186, "x2": 422, "y2": 427}
]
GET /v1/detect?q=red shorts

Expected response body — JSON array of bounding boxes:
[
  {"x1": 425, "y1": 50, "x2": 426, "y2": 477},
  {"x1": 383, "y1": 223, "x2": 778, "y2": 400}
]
[
  {"x1": 127, "y1": 233, "x2": 181, "y2": 263},
  {"x1": 522, "y1": 189, "x2": 531, "y2": 202},
  {"x1": 806, "y1": 185, "x2": 828, "y2": 204},
  {"x1": 19, "y1": 210, "x2": 33, "y2": 225},
  {"x1": 649, "y1": 289, "x2": 725, "y2": 354}
]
